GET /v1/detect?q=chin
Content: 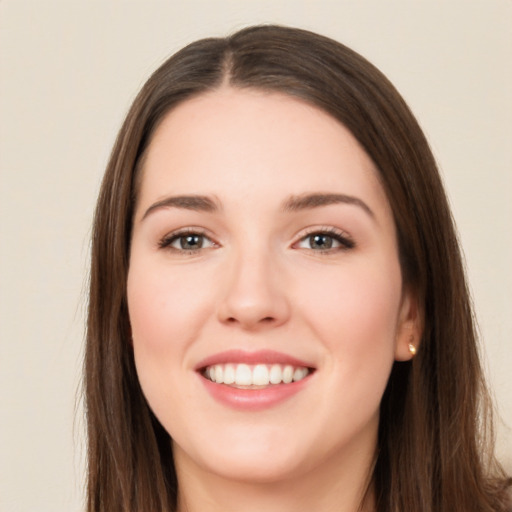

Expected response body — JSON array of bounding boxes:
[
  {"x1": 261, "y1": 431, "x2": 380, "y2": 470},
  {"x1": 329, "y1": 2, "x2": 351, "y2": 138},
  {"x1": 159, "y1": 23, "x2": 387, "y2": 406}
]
[
  {"x1": 173, "y1": 429, "x2": 314, "y2": 485},
  {"x1": 206, "y1": 453, "x2": 308, "y2": 485}
]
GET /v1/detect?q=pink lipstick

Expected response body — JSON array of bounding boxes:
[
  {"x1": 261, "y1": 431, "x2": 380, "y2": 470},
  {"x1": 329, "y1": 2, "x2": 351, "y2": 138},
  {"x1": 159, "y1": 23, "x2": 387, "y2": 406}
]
[{"x1": 195, "y1": 350, "x2": 315, "y2": 411}]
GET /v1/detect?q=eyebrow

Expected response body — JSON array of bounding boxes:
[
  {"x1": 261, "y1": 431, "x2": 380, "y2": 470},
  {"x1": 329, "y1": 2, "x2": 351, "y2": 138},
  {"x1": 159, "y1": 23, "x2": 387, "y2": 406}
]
[
  {"x1": 141, "y1": 192, "x2": 374, "y2": 220},
  {"x1": 282, "y1": 193, "x2": 374, "y2": 218},
  {"x1": 141, "y1": 195, "x2": 220, "y2": 220}
]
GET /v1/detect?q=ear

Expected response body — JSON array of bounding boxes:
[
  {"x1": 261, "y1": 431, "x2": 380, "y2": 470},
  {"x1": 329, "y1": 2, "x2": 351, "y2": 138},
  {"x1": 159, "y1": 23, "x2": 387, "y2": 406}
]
[{"x1": 394, "y1": 287, "x2": 423, "y2": 361}]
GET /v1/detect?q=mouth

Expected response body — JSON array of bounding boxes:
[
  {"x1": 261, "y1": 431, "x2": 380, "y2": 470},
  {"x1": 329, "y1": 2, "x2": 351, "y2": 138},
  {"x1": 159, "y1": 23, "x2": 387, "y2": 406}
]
[
  {"x1": 195, "y1": 350, "x2": 315, "y2": 409},
  {"x1": 201, "y1": 363, "x2": 313, "y2": 388}
]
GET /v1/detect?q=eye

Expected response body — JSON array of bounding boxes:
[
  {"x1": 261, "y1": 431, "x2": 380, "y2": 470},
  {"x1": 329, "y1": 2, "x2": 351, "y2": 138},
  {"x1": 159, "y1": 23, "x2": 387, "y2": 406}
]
[
  {"x1": 295, "y1": 228, "x2": 355, "y2": 252},
  {"x1": 159, "y1": 229, "x2": 217, "y2": 253}
]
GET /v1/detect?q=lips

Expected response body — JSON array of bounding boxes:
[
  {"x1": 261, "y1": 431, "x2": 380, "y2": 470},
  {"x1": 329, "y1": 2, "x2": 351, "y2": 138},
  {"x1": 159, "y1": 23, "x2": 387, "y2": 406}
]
[{"x1": 195, "y1": 350, "x2": 315, "y2": 410}]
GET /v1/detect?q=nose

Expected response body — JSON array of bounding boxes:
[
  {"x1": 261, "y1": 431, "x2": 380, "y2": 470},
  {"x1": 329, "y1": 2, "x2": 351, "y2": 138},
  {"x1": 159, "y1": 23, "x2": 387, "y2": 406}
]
[{"x1": 217, "y1": 248, "x2": 291, "y2": 330}]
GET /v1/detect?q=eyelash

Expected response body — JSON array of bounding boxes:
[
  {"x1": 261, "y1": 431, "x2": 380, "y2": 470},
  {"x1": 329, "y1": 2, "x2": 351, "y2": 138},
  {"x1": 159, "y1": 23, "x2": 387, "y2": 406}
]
[
  {"x1": 293, "y1": 227, "x2": 355, "y2": 253},
  {"x1": 158, "y1": 228, "x2": 217, "y2": 254},
  {"x1": 158, "y1": 227, "x2": 355, "y2": 255}
]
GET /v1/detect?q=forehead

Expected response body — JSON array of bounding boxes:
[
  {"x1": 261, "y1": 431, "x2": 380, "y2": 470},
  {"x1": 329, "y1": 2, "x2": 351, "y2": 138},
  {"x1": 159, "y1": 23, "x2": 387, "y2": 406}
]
[{"x1": 137, "y1": 87, "x2": 390, "y2": 219}]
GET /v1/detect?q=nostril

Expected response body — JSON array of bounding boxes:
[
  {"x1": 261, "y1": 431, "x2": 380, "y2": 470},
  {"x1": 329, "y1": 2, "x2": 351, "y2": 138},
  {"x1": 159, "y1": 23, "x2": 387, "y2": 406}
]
[{"x1": 226, "y1": 316, "x2": 275, "y2": 324}]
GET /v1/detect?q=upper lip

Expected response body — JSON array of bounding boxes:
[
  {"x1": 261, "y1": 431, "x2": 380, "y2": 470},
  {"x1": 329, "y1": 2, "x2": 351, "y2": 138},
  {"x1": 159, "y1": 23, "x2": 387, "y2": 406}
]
[{"x1": 194, "y1": 349, "x2": 314, "y2": 371}]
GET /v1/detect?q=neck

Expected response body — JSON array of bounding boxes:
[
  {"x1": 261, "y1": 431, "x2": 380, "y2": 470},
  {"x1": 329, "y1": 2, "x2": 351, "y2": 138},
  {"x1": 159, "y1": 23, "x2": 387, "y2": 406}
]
[{"x1": 174, "y1": 442, "x2": 376, "y2": 512}]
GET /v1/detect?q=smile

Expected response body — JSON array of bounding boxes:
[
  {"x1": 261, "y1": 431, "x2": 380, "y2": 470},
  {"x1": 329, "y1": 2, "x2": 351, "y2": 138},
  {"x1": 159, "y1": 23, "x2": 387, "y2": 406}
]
[
  {"x1": 196, "y1": 350, "x2": 315, "y2": 410},
  {"x1": 203, "y1": 363, "x2": 311, "y2": 388}
]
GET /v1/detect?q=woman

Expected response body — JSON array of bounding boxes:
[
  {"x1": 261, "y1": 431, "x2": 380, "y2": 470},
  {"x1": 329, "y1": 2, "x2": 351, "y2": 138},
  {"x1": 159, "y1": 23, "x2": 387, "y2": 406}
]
[{"x1": 85, "y1": 25, "x2": 511, "y2": 511}]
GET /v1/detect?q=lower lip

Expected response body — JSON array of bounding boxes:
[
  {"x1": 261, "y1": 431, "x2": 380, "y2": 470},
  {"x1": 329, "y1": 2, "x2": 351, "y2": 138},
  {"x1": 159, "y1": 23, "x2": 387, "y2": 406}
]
[{"x1": 199, "y1": 374, "x2": 312, "y2": 411}]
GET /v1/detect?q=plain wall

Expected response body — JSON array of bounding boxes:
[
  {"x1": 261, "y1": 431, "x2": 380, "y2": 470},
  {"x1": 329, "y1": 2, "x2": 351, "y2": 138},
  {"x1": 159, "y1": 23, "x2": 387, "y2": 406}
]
[{"x1": 1, "y1": 1, "x2": 510, "y2": 511}]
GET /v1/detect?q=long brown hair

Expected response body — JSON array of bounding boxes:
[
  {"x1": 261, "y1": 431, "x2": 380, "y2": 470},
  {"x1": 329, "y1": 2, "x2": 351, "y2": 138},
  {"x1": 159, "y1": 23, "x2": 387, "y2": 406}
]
[{"x1": 85, "y1": 25, "x2": 511, "y2": 511}]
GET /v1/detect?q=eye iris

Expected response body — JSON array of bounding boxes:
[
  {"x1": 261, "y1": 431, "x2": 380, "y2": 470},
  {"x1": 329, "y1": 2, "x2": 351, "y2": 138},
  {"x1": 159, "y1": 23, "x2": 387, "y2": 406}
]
[
  {"x1": 310, "y1": 234, "x2": 333, "y2": 250},
  {"x1": 180, "y1": 234, "x2": 203, "y2": 250}
]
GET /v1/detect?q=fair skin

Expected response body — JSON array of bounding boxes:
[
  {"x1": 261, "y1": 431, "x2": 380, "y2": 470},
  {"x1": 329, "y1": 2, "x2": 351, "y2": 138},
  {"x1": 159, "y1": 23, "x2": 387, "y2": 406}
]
[{"x1": 127, "y1": 87, "x2": 420, "y2": 512}]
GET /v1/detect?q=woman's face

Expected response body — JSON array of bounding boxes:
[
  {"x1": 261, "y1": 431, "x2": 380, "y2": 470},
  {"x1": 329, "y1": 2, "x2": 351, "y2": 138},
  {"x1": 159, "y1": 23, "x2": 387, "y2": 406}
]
[{"x1": 127, "y1": 88, "x2": 418, "y2": 485}]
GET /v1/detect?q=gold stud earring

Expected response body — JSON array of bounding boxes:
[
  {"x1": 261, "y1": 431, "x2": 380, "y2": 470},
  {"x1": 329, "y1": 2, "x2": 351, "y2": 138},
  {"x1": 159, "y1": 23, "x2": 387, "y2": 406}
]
[{"x1": 408, "y1": 339, "x2": 417, "y2": 356}]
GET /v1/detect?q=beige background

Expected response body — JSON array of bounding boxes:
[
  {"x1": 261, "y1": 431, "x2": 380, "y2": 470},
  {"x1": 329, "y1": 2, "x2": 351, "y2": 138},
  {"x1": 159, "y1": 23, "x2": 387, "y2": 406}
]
[{"x1": 1, "y1": 1, "x2": 510, "y2": 511}]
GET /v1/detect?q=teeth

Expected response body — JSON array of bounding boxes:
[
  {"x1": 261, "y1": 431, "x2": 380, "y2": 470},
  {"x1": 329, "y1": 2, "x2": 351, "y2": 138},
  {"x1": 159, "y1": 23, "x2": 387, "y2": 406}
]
[
  {"x1": 269, "y1": 364, "x2": 282, "y2": 384},
  {"x1": 253, "y1": 364, "x2": 270, "y2": 385},
  {"x1": 283, "y1": 365, "x2": 294, "y2": 383},
  {"x1": 293, "y1": 367, "x2": 308, "y2": 382},
  {"x1": 214, "y1": 365, "x2": 223, "y2": 384},
  {"x1": 235, "y1": 364, "x2": 252, "y2": 386},
  {"x1": 223, "y1": 363, "x2": 235, "y2": 384},
  {"x1": 204, "y1": 363, "x2": 311, "y2": 386}
]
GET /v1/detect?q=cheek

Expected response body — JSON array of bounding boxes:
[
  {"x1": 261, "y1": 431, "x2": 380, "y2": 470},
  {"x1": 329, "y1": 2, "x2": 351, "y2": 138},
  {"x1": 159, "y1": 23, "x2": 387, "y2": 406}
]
[
  {"x1": 126, "y1": 261, "x2": 217, "y2": 423},
  {"x1": 297, "y1": 256, "x2": 403, "y2": 362},
  {"x1": 127, "y1": 262, "x2": 214, "y2": 354}
]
